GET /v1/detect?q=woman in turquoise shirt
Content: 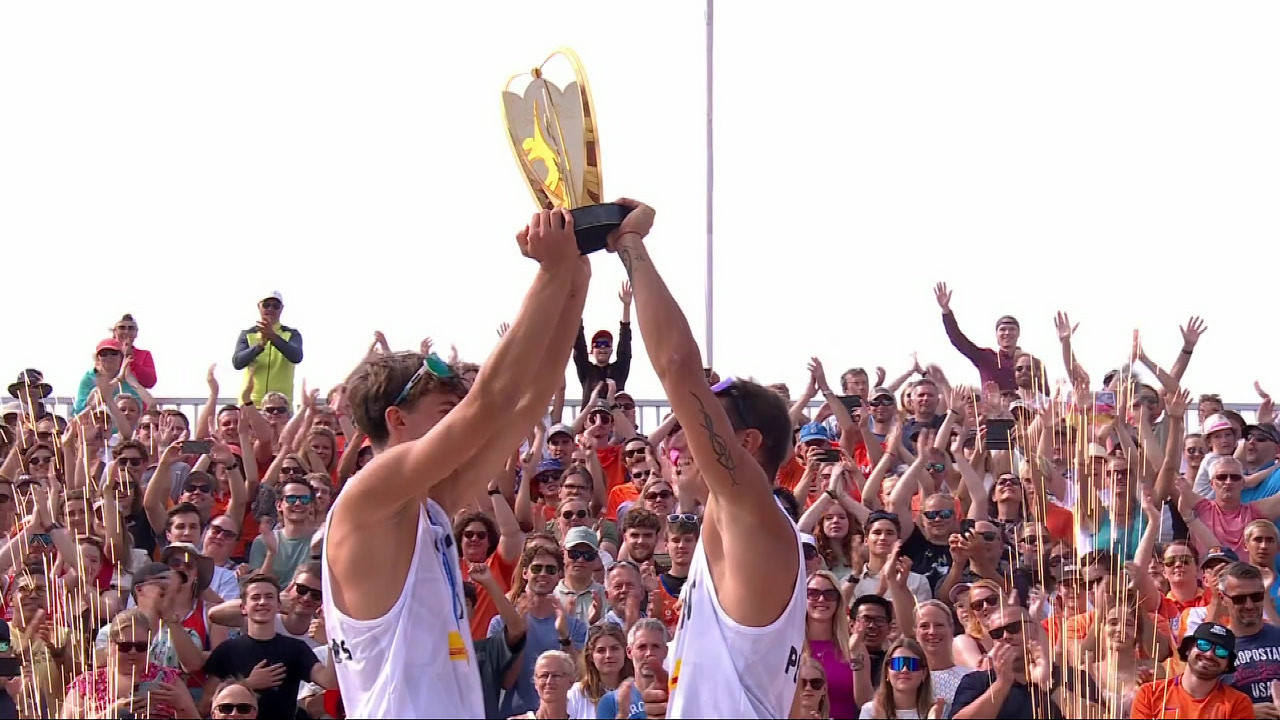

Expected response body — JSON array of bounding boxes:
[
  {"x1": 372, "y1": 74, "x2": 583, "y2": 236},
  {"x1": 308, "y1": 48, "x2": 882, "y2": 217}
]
[{"x1": 73, "y1": 338, "x2": 140, "y2": 414}]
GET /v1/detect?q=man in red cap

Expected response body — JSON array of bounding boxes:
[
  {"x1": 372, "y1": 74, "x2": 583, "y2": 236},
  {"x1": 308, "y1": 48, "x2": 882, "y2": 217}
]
[{"x1": 572, "y1": 281, "x2": 634, "y2": 404}]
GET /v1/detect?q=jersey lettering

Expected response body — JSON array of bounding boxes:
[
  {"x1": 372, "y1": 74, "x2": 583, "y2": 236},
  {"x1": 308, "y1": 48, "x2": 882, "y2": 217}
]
[
  {"x1": 784, "y1": 645, "x2": 800, "y2": 682},
  {"x1": 330, "y1": 639, "x2": 354, "y2": 663},
  {"x1": 681, "y1": 578, "x2": 696, "y2": 623}
]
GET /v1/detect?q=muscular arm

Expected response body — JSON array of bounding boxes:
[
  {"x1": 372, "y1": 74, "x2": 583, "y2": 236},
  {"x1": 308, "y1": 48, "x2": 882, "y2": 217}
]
[{"x1": 616, "y1": 225, "x2": 797, "y2": 628}]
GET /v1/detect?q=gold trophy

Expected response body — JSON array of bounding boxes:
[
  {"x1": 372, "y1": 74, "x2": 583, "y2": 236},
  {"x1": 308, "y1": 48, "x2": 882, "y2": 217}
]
[{"x1": 502, "y1": 48, "x2": 626, "y2": 254}]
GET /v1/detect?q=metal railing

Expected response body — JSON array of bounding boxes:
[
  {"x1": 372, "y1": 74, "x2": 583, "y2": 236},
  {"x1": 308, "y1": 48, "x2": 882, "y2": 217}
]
[{"x1": 30, "y1": 396, "x2": 1264, "y2": 435}]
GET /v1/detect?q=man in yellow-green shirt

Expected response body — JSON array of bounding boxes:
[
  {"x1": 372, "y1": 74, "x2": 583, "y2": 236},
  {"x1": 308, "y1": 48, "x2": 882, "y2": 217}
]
[{"x1": 232, "y1": 291, "x2": 304, "y2": 405}]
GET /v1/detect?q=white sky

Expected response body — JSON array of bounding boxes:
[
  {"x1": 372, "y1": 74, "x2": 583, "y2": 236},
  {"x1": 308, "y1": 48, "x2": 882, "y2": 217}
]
[{"x1": 3, "y1": 2, "x2": 1277, "y2": 405}]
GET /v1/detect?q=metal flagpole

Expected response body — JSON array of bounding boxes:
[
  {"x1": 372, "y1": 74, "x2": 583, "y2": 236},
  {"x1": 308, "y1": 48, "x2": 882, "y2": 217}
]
[{"x1": 704, "y1": 0, "x2": 715, "y2": 368}]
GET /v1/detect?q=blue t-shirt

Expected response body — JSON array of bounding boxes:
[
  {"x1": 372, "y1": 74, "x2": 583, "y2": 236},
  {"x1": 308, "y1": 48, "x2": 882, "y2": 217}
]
[
  {"x1": 596, "y1": 688, "x2": 645, "y2": 719},
  {"x1": 1225, "y1": 623, "x2": 1280, "y2": 703},
  {"x1": 1242, "y1": 464, "x2": 1280, "y2": 503},
  {"x1": 489, "y1": 611, "x2": 588, "y2": 716}
]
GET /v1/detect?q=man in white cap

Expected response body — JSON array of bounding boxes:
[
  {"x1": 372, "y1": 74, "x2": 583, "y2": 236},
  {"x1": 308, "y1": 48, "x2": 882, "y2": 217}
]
[{"x1": 232, "y1": 291, "x2": 304, "y2": 405}]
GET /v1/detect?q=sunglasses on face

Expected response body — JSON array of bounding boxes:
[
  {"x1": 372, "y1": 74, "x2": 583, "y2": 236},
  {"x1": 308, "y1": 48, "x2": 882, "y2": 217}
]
[
  {"x1": 280, "y1": 466, "x2": 305, "y2": 476},
  {"x1": 1194, "y1": 638, "x2": 1232, "y2": 659},
  {"x1": 263, "y1": 406, "x2": 289, "y2": 415},
  {"x1": 215, "y1": 703, "x2": 257, "y2": 715},
  {"x1": 995, "y1": 477, "x2": 1019, "y2": 488},
  {"x1": 560, "y1": 509, "x2": 588, "y2": 521},
  {"x1": 1214, "y1": 473, "x2": 1244, "y2": 483},
  {"x1": 184, "y1": 483, "x2": 212, "y2": 494},
  {"x1": 167, "y1": 555, "x2": 195, "y2": 569},
  {"x1": 616, "y1": 402, "x2": 635, "y2": 411},
  {"x1": 634, "y1": 471, "x2": 655, "y2": 482},
  {"x1": 624, "y1": 447, "x2": 646, "y2": 457},
  {"x1": 988, "y1": 621, "x2": 1024, "y2": 641},
  {"x1": 975, "y1": 531, "x2": 999, "y2": 543},
  {"x1": 592, "y1": 340, "x2": 611, "y2": 349},
  {"x1": 117, "y1": 457, "x2": 143, "y2": 467},
  {"x1": 98, "y1": 350, "x2": 122, "y2": 358},
  {"x1": 283, "y1": 495, "x2": 314, "y2": 506},
  {"x1": 27, "y1": 456, "x2": 51, "y2": 467},
  {"x1": 293, "y1": 584, "x2": 322, "y2": 600},
  {"x1": 260, "y1": 299, "x2": 282, "y2": 310},
  {"x1": 589, "y1": 413, "x2": 613, "y2": 425},
  {"x1": 115, "y1": 640, "x2": 148, "y2": 653},
  {"x1": 922, "y1": 508, "x2": 954, "y2": 521},
  {"x1": 462, "y1": 530, "x2": 488, "y2": 541},
  {"x1": 1021, "y1": 534, "x2": 1051, "y2": 545},
  {"x1": 645, "y1": 490, "x2": 673, "y2": 501},
  {"x1": 567, "y1": 547, "x2": 598, "y2": 562},
  {"x1": 528, "y1": 563, "x2": 560, "y2": 576},
  {"x1": 868, "y1": 398, "x2": 895, "y2": 408},
  {"x1": 800, "y1": 677, "x2": 825, "y2": 690},
  {"x1": 1249, "y1": 434, "x2": 1276, "y2": 444},
  {"x1": 888, "y1": 656, "x2": 922, "y2": 672},
  {"x1": 1185, "y1": 447, "x2": 1206, "y2": 455},
  {"x1": 969, "y1": 594, "x2": 999, "y2": 612},
  {"x1": 1226, "y1": 591, "x2": 1266, "y2": 605},
  {"x1": 926, "y1": 462, "x2": 946, "y2": 474},
  {"x1": 209, "y1": 525, "x2": 237, "y2": 538},
  {"x1": 806, "y1": 588, "x2": 839, "y2": 603},
  {"x1": 1163, "y1": 554, "x2": 1196, "y2": 567}
]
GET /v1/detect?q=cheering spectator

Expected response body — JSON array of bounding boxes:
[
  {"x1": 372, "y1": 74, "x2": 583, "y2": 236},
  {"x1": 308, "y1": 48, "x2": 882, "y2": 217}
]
[
  {"x1": 934, "y1": 282, "x2": 1020, "y2": 392},
  {"x1": 111, "y1": 314, "x2": 157, "y2": 389},
  {"x1": 232, "y1": 291, "x2": 303, "y2": 405},
  {"x1": 862, "y1": 638, "x2": 939, "y2": 720},
  {"x1": 7, "y1": 369, "x2": 51, "y2": 420},
  {"x1": 566, "y1": 623, "x2": 630, "y2": 719},
  {"x1": 74, "y1": 339, "x2": 141, "y2": 414},
  {"x1": 572, "y1": 282, "x2": 633, "y2": 404},
  {"x1": 208, "y1": 681, "x2": 259, "y2": 720},
  {"x1": 1131, "y1": 622, "x2": 1251, "y2": 720}
]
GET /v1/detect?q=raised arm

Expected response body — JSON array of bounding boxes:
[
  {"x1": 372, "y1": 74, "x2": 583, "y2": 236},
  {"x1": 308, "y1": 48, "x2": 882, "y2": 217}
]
[
  {"x1": 611, "y1": 199, "x2": 796, "y2": 628},
  {"x1": 935, "y1": 283, "x2": 984, "y2": 363},
  {"x1": 338, "y1": 209, "x2": 585, "y2": 521}
]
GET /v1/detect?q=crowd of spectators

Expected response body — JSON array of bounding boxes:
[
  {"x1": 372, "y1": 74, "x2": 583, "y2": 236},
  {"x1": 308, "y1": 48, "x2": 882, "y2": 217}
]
[{"x1": 2, "y1": 276, "x2": 1279, "y2": 719}]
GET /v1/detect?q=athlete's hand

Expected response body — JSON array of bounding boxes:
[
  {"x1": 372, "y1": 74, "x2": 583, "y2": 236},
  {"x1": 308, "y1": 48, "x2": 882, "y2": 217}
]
[
  {"x1": 517, "y1": 208, "x2": 577, "y2": 268},
  {"x1": 641, "y1": 657, "x2": 669, "y2": 719}
]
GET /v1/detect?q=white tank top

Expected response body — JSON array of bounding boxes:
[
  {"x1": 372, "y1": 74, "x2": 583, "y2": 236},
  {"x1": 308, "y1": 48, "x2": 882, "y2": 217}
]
[
  {"x1": 665, "y1": 519, "x2": 807, "y2": 718},
  {"x1": 321, "y1": 495, "x2": 484, "y2": 719}
]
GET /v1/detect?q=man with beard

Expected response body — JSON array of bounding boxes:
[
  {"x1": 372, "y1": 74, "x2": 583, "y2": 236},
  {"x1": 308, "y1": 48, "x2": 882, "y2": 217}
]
[
  {"x1": 1131, "y1": 622, "x2": 1251, "y2": 719},
  {"x1": 1217, "y1": 562, "x2": 1280, "y2": 715}
]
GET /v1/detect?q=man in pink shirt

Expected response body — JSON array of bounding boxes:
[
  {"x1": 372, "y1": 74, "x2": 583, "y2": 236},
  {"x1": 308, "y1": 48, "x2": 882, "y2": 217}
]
[{"x1": 1189, "y1": 456, "x2": 1280, "y2": 555}]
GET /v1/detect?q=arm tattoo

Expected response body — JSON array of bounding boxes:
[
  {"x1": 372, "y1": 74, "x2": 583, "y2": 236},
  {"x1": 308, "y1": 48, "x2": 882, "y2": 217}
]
[
  {"x1": 690, "y1": 391, "x2": 740, "y2": 487},
  {"x1": 617, "y1": 243, "x2": 648, "y2": 281}
]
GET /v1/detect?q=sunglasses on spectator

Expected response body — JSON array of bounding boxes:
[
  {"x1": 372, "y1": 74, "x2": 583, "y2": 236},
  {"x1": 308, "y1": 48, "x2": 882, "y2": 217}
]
[
  {"x1": 1214, "y1": 473, "x2": 1244, "y2": 483},
  {"x1": 589, "y1": 412, "x2": 613, "y2": 425},
  {"x1": 995, "y1": 476, "x2": 1019, "y2": 488},
  {"x1": 1226, "y1": 591, "x2": 1266, "y2": 605},
  {"x1": 528, "y1": 563, "x2": 560, "y2": 576},
  {"x1": 1249, "y1": 434, "x2": 1276, "y2": 443},
  {"x1": 969, "y1": 594, "x2": 999, "y2": 612},
  {"x1": 281, "y1": 466, "x2": 305, "y2": 476},
  {"x1": 560, "y1": 509, "x2": 587, "y2": 521},
  {"x1": 988, "y1": 621, "x2": 1024, "y2": 641},
  {"x1": 209, "y1": 524, "x2": 237, "y2": 538},
  {"x1": 260, "y1": 299, "x2": 282, "y2": 310},
  {"x1": 888, "y1": 656, "x2": 921, "y2": 672},
  {"x1": 922, "y1": 509, "x2": 953, "y2": 521},
  {"x1": 117, "y1": 457, "x2": 143, "y2": 467},
  {"x1": 215, "y1": 703, "x2": 257, "y2": 716},
  {"x1": 926, "y1": 462, "x2": 945, "y2": 474},
  {"x1": 183, "y1": 483, "x2": 212, "y2": 494},
  {"x1": 562, "y1": 482, "x2": 588, "y2": 492},
  {"x1": 624, "y1": 447, "x2": 646, "y2": 457},
  {"x1": 868, "y1": 398, "x2": 894, "y2": 407},
  {"x1": 567, "y1": 547, "x2": 598, "y2": 562},
  {"x1": 462, "y1": 530, "x2": 488, "y2": 541},
  {"x1": 284, "y1": 494, "x2": 314, "y2": 506},
  {"x1": 616, "y1": 403, "x2": 635, "y2": 411},
  {"x1": 1185, "y1": 447, "x2": 1206, "y2": 455},
  {"x1": 592, "y1": 339, "x2": 611, "y2": 348},
  {"x1": 1133, "y1": 396, "x2": 1159, "y2": 406},
  {"x1": 167, "y1": 555, "x2": 195, "y2": 568},
  {"x1": 668, "y1": 513, "x2": 699, "y2": 524},
  {"x1": 646, "y1": 490, "x2": 673, "y2": 502},
  {"x1": 263, "y1": 406, "x2": 289, "y2": 415},
  {"x1": 1021, "y1": 534, "x2": 1051, "y2": 545},
  {"x1": 634, "y1": 471, "x2": 654, "y2": 482},
  {"x1": 115, "y1": 640, "x2": 148, "y2": 653},
  {"x1": 974, "y1": 531, "x2": 999, "y2": 542},
  {"x1": 806, "y1": 588, "x2": 839, "y2": 603},
  {"x1": 799, "y1": 677, "x2": 825, "y2": 690},
  {"x1": 293, "y1": 583, "x2": 322, "y2": 600},
  {"x1": 1194, "y1": 638, "x2": 1232, "y2": 659},
  {"x1": 27, "y1": 455, "x2": 52, "y2": 467},
  {"x1": 1163, "y1": 554, "x2": 1196, "y2": 567}
]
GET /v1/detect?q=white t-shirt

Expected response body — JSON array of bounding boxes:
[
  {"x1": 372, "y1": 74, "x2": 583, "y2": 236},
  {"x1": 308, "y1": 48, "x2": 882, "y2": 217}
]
[
  {"x1": 930, "y1": 664, "x2": 976, "y2": 717},
  {"x1": 566, "y1": 682, "x2": 601, "y2": 720},
  {"x1": 859, "y1": 702, "x2": 920, "y2": 719}
]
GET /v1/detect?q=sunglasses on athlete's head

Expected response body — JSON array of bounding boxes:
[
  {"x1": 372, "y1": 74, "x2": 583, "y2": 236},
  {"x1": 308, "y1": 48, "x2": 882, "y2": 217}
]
[{"x1": 391, "y1": 353, "x2": 456, "y2": 407}]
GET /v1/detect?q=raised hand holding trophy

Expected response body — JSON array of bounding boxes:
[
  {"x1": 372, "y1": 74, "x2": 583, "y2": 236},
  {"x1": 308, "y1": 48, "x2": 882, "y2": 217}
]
[{"x1": 502, "y1": 48, "x2": 626, "y2": 254}]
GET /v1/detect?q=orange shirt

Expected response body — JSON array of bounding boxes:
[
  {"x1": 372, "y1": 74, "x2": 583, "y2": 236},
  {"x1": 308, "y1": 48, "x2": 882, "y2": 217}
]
[
  {"x1": 1130, "y1": 677, "x2": 1253, "y2": 720},
  {"x1": 598, "y1": 445, "x2": 625, "y2": 493},
  {"x1": 1063, "y1": 610, "x2": 1172, "y2": 659},
  {"x1": 1043, "y1": 503, "x2": 1074, "y2": 543},
  {"x1": 654, "y1": 581, "x2": 680, "y2": 637},
  {"x1": 463, "y1": 550, "x2": 518, "y2": 640},
  {"x1": 1159, "y1": 589, "x2": 1210, "y2": 639},
  {"x1": 606, "y1": 483, "x2": 640, "y2": 521}
]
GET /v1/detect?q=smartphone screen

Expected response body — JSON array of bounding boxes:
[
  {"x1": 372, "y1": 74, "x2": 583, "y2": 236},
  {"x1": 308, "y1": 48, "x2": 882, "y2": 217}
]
[
  {"x1": 180, "y1": 440, "x2": 212, "y2": 456},
  {"x1": 837, "y1": 395, "x2": 863, "y2": 412},
  {"x1": 0, "y1": 657, "x2": 21, "y2": 678},
  {"x1": 984, "y1": 419, "x2": 1015, "y2": 450},
  {"x1": 817, "y1": 449, "x2": 841, "y2": 463}
]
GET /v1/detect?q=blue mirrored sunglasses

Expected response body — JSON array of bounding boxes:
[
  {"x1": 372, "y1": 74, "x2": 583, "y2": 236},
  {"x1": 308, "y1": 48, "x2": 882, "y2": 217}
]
[
  {"x1": 1194, "y1": 638, "x2": 1231, "y2": 659},
  {"x1": 392, "y1": 353, "x2": 455, "y2": 407}
]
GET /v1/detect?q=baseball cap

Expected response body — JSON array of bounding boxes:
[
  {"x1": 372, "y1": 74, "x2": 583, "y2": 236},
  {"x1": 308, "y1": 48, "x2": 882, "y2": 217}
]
[
  {"x1": 995, "y1": 315, "x2": 1020, "y2": 329},
  {"x1": 131, "y1": 562, "x2": 172, "y2": 594},
  {"x1": 591, "y1": 330, "x2": 613, "y2": 345},
  {"x1": 587, "y1": 400, "x2": 612, "y2": 416},
  {"x1": 870, "y1": 387, "x2": 894, "y2": 401},
  {"x1": 1178, "y1": 621, "x2": 1236, "y2": 671},
  {"x1": 1201, "y1": 546, "x2": 1239, "y2": 569},
  {"x1": 615, "y1": 391, "x2": 634, "y2": 404},
  {"x1": 1244, "y1": 423, "x2": 1280, "y2": 444},
  {"x1": 95, "y1": 339, "x2": 123, "y2": 354},
  {"x1": 0, "y1": 403, "x2": 19, "y2": 420},
  {"x1": 261, "y1": 291, "x2": 284, "y2": 305},
  {"x1": 535, "y1": 458, "x2": 565, "y2": 476},
  {"x1": 547, "y1": 423, "x2": 574, "y2": 440},
  {"x1": 947, "y1": 583, "x2": 973, "y2": 604},
  {"x1": 1202, "y1": 413, "x2": 1235, "y2": 438},
  {"x1": 798, "y1": 423, "x2": 833, "y2": 444},
  {"x1": 564, "y1": 526, "x2": 600, "y2": 550}
]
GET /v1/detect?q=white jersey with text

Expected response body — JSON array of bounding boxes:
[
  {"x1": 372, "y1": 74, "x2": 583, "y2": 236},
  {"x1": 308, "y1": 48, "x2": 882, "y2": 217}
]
[
  {"x1": 665, "y1": 518, "x2": 807, "y2": 718},
  {"x1": 321, "y1": 495, "x2": 483, "y2": 719}
]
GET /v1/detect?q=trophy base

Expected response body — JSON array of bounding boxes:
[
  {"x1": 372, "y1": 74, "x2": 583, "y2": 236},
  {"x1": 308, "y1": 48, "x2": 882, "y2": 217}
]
[{"x1": 571, "y1": 203, "x2": 628, "y2": 255}]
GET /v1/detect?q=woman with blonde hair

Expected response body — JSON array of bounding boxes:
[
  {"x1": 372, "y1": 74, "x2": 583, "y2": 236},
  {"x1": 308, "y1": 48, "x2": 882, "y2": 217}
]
[
  {"x1": 511, "y1": 650, "x2": 575, "y2": 719},
  {"x1": 912, "y1": 600, "x2": 972, "y2": 715},
  {"x1": 790, "y1": 654, "x2": 831, "y2": 720},
  {"x1": 951, "y1": 579, "x2": 1003, "y2": 668},
  {"x1": 804, "y1": 570, "x2": 869, "y2": 719},
  {"x1": 1083, "y1": 601, "x2": 1159, "y2": 716},
  {"x1": 862, "y1": 638, "x2": 936, "y2": 719},
  {"x1": 62, "y1": 609, "x2": 198, "y2": 719},
  {"x1": 566, "y1": 623, "x2": 632, "y2": 719}
]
